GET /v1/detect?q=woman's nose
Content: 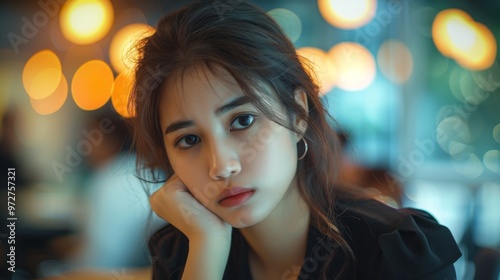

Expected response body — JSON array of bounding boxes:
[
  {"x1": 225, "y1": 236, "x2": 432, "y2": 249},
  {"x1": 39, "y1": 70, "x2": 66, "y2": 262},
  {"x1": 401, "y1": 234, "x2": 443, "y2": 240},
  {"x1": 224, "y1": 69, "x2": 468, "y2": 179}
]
[{"x1": 208, "y1": 140, "x2": 241, "y2": 180}]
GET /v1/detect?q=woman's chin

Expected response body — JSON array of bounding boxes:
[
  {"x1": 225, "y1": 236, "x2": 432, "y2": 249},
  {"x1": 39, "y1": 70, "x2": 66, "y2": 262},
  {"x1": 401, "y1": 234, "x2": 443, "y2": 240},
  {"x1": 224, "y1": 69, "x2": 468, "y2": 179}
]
[
  {"x1": 222, "y1": 210, "x2": 264, "y2": 229},
  {"x1": 226, "y1": 215, "x2": 259, "y2": 229}
]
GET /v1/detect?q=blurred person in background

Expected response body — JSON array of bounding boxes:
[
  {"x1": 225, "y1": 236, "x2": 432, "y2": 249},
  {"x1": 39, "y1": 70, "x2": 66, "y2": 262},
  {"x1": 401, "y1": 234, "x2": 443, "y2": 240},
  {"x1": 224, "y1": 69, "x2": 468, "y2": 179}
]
[
  {"x1": 36, "y1": 110, "x2": 164, "y2": 280},
  {"x1": 337, "y1": 131, "x2": 403, "y2": 207}
]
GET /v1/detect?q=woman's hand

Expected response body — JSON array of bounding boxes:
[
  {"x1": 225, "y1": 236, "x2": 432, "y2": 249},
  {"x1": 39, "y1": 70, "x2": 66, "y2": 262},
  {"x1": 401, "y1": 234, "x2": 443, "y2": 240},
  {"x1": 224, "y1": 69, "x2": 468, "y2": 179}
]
[
  {"x1": 150, "y1": 175, "x2": 232, "y2": 279},
  {"x1": 149, "y1": 174, "x2": 232, "y2": 241}
]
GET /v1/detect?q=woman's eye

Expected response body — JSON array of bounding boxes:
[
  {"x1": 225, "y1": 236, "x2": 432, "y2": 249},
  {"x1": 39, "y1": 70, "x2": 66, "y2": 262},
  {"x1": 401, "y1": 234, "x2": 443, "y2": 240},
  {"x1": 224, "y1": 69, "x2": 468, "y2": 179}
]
[
  {"x1": 230, "y1": 114, "x2": 256, "y2": 130},
  {"x1": 175, "y1": 135, "x2": 200, "y2": 149}
]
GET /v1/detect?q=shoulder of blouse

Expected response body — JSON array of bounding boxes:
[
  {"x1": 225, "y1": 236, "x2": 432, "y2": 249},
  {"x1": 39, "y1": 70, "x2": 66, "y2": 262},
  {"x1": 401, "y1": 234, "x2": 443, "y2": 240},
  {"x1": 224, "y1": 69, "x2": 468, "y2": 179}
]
[
  {"x1": 147, "y1": 197, "x2": 462, "y2": 280},
  {"x1": 332, "y1": 197, "x2": 462, "y2": 279}
]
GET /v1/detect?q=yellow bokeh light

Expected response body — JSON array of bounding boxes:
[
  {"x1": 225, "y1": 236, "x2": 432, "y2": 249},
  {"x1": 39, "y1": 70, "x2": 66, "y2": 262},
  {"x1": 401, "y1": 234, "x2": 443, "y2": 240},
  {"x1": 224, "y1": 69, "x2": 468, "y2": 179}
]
[
  {"x1": 297, "y1": 47, "x2": 336, "y2": 95},
  {"x1": 377, "y1": 39, "x2": 413, "y2": 84},
  {"x1": 60, "y1": 0, "x2": 114, "y2": 45},
  {"x1": 328, "y1": 42, "x2": 376, "y2": 91},
  {"x1": 456, "y1": 22, "x2": 496, "y2": 70},
  {"x1": 22, "y1": 49, "x2": 62, "y2": 100},
  {"x1": 111, "y1": 70, "x2": 135, "y2": 118},
  {"x1": 72, "y1": 60, "x2": 114, "y2": 110},
  {"x1": 30, "y1": 74, "x2": 68, "y2": 115},
  {"x1": 432, "y1": 9, "x2": 496, "y2": 71},
  {"x1": 446, "y1": 17, "x2": 477, "y2": 54},
  {"x1": 318, "y1": 0, "x2": 376, "y2": 29},
  {"x1": 109, "y1": 23, "x2": 155, "y2": 73}
]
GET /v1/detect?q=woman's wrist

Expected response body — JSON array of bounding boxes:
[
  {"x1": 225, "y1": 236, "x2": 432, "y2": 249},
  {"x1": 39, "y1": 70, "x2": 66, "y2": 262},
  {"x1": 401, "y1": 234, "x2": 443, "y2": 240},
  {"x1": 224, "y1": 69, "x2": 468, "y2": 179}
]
[
  {"x1": 189, "y1": 232, "x2": 232, "y2": 255},
  {"x1": 182, "y1": 235, "x2": 231, "y2": 280},
  {"x1": 186, "y1": 222, "x2": 232, "y2": 243}
]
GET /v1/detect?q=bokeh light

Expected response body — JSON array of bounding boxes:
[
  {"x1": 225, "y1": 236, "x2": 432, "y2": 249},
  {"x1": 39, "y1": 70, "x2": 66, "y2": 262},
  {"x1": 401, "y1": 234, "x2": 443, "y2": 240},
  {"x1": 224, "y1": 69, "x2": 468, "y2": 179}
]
[
  {"x1": 377, "y1": 39, "x2": 413, "y2": 84},
  {"x1": 458, "y1": 70, "x2": 489, "y2": 105},
  {"x1": 109, "y1": 23, "x2": 155, "y2": 73},
  {"x1": 111, "y1": 70, "x2": 135, "y2": 118},
  {"x1": 22, "y1": 50, "x2": 62, "y2": 100},
  {"x1": 60, "y1": 0, "x2": 114, "y2": 45},
  {"x1": 30, "y1": 74, "x2": 68, "y2": 115},
  {"x1": 328, "y1": 42, "x2": 375, "y2": 91},
  {"x1": 71, "y1": 60, "x2": 114, "y2": 111},
  {"x1": 436, "y1": 116, "x2": 471, "y2": 156},
  {"x1": 318, "y1": 0, "x2": 376, "y2": 29},
  {"x1": 297, "y1": 47, "x2": 336, "y2": 95},
  {"x1": 268, "y1": 8, "x2": 302, "y2": 43},
  {"x1": 494, "y1": 124, "x2": 500, "y2": 144},
  {"x1": 455, "y1": 23, "x2": 496, "y2": 70},
  {"x1": 483, "y1": 150, "x2": 500, "y2": 173},
  {"x1": 432, "y1": 9, "x2": 497, "y2": 71}
]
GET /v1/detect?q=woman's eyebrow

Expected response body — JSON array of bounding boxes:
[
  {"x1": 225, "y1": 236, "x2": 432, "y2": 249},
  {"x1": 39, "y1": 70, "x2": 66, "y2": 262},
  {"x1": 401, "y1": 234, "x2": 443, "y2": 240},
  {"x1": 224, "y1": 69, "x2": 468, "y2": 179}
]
[
  {"x1": 164, "y1": 120, "x2": 194, "y2": 135},
  {"x1": 215, "y1": 95, "x2": 251, "y2": 116},
  {"x1": 164, "y1": 95, "x2": 252, "y2": 135}
]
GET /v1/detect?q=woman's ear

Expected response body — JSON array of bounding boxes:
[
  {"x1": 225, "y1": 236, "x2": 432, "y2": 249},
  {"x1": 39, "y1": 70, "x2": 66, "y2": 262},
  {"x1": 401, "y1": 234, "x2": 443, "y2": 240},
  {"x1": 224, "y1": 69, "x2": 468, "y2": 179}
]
[{"x1": 294, "y1": 88, "x2": 309, "y2": 137}]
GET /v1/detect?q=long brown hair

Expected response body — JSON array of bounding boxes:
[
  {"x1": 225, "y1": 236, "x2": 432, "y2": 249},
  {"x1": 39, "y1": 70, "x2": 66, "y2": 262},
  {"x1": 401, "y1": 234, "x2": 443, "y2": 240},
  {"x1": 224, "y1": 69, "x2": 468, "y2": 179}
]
[{"x1": 129, "y1": 0, "x2": 355, "y2": 278}]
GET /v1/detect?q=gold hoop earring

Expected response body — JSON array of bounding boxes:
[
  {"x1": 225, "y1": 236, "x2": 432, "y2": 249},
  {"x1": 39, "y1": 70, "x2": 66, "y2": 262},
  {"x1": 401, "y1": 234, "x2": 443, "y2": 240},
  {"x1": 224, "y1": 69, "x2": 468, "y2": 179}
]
[{"x1": 297, "y1": 138, "x2": 308, "y2": 160}]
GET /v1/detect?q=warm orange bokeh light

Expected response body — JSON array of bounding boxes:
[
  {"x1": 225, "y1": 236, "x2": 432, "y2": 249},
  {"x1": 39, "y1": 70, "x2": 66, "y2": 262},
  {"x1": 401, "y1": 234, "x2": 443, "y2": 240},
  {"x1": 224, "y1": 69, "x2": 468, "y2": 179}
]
[
  {"x1": 30, "y1": 74, "x2": 68, "y2": 115},
  {"x1": 456, "y1": 22, "x2": 497, "y2": 70},
  {"x1": 22, "y1": 50, "x2": 62, "y2": 100},
  {"x1": 297, "y1": 47, "x2": 336, "y2": 95},
  {"x1": 72, "y1": 60, "x2": 114, "y2": 111},
  {"x1": 111, "y1": 70, "x2": 135, "y2": 118},
  {"x1": 109, "y1": 23, "x2": 155, "y2": 73},
  {"x1": 328, "y1": 42, "x2": 376, "y2": 91},
  {"x1": 432, "y1": 9, "x2": 497, "y2": 71},
  {"x1": 60, "y1": 0, "x2": 114, "y2": 45},
  {"x1": 377, "y1": 39, "x2": 413, "y2": 84},
  {"x1": 318, "y1": 0, "x2": 376, "y2": 29}
]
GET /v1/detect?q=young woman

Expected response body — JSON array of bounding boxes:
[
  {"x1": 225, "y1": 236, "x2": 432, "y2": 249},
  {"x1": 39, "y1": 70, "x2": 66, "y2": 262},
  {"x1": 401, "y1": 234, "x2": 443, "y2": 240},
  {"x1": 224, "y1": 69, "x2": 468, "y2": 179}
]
[{"x1": 129, "y1": 1, "x2": 462, "y2": 279}]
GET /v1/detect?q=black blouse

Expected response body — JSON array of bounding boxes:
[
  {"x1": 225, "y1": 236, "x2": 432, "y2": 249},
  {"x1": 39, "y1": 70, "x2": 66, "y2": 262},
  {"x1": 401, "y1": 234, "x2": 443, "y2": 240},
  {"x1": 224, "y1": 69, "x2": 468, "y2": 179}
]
[{"x1": 148, "y1": 197, "x2": 462, "y2": 279}]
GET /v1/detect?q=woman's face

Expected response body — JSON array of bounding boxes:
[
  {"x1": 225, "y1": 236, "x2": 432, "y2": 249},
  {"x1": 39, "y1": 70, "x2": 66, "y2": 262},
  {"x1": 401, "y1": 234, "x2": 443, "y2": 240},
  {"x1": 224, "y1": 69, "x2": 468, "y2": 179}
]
[{"x1": 158, "y1": 66, "x2": 302, "y2": 228}]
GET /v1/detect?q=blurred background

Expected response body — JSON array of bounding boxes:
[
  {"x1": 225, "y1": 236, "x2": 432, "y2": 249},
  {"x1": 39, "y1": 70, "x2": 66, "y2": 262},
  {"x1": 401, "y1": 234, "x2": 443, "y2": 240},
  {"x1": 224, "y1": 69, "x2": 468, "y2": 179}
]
[{"x1": 0, "y1": 0, "x2": 499, "y2": 279}]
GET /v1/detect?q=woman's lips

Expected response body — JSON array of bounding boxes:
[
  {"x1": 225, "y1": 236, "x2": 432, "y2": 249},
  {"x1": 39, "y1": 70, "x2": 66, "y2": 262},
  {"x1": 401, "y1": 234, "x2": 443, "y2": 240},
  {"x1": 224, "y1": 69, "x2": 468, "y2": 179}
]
[{"x1": 218, "y1": 187, "x2": 255, "y2": 207}]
